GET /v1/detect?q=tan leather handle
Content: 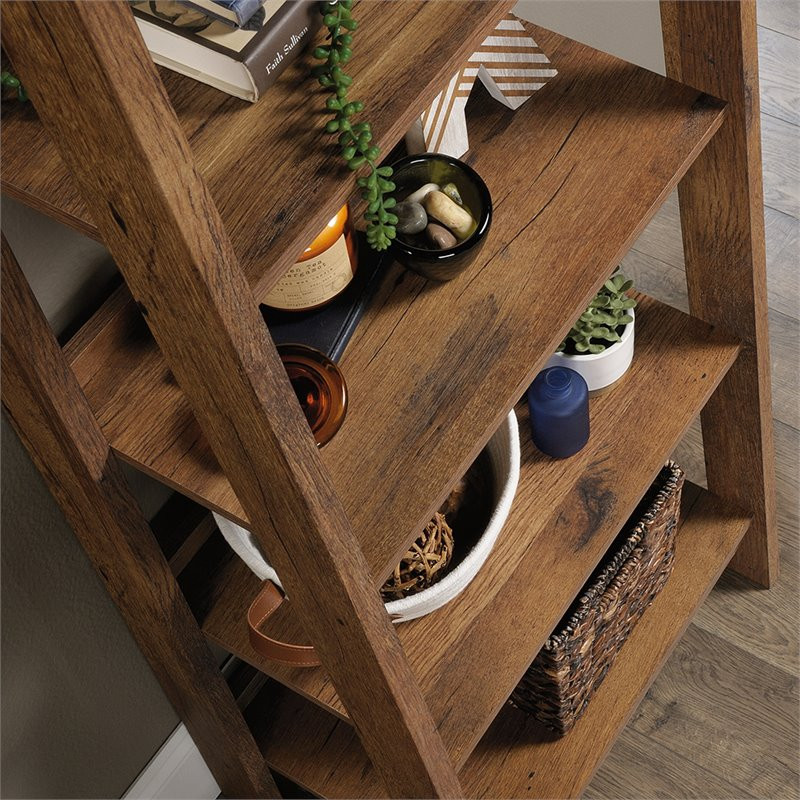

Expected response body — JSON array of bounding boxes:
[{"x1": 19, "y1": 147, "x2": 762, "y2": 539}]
[{"x1": 247, "y1": 581, "x2": 320, "y2": 668}]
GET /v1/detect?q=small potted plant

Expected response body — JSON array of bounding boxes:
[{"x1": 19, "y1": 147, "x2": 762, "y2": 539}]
[{"x1": 546, "y1": 271, "x2": 637, "y2": 392}]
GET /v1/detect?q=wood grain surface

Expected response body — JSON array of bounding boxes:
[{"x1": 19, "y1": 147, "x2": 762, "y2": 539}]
[
  {"x1": 761, "y1": 111, "x2": 800, "y2": 217},
  {"x1": 2, "y1": 3, "x2": 464, "y2": 796},
  {"x1": 757, "y1": 24, "x2": 800, "y2": 126},
  {"x1": 193, "y1": 293, "x2": 741, "y2": 768},
  {"x1": 241, "y1": 484, "x2": 752, "y2": 799},
  {"x1": 0, "y1": 0, "x2": 511, "y2": 304},
  {"x1": 625, "y1": 190, "x2": 800, "y2": 318},
  {"x1": 586, "y1": 726, "x2": 757, "y2": 799},
  {"x1": 661, "y1": 0, "x2": 779, "y2": 587},
  {"x1": 591, "y1": 6, "x2": 800, "y2": 792},
  {"x1": 758, "y1": 0, "x2": 800, "y2": 38},
  {"x1": 64, "y1": 22, "x2": 726, "y2": 588},
  {"x1": 623, "y1": 624, "x2": 799, "y2": 799},
  {"x1": 0, "y1": 236, "x2": 277, "y2": 799},
  {"x1": 621, "y1": 210, "x2": 800, "y2": 681},
  {"x1": 621, "y1": 227, "x2": 800, "y2": 431}
]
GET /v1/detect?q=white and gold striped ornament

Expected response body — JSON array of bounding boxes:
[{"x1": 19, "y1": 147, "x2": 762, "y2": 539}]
[{"x1": 405, "y1": 13, "x2": 557, "y2": 158}]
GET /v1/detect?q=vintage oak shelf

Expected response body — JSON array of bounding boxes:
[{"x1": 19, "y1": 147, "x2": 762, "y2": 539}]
[
  {"x1": 187, "y1": 292, "x2": 741, "y2": 768},
  {"x1": 1, "y1": 2, "x2": 777, "y2": 797},
  {"x1": 241, "y1": 483, "x2": 753, "y2": 798},
  {"x1": 0, "y1": 0, "x2": 510, "y2": 304},
  {"x1": 62, "y1": 24, "x2": 725, "y2": 586}
]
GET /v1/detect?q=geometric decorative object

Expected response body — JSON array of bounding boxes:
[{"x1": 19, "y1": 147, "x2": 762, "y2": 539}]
[{"x1": 405, "y1": 13, "x2": 558, "y2": 157}]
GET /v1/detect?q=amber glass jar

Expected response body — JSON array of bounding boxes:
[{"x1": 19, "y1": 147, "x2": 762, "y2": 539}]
[
  {"x1": 278, "y1": 344, "x2": 348, "y2": 447},
  {"x1": 263, "y1": 205, "x2": 358, "y2": 311}
]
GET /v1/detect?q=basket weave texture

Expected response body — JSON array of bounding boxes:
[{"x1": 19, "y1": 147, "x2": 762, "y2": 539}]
[
  {"x1": 380, "y1": 512, "x2": 455, "y2": 601},
  {"x1": 511, "y1": 461, "x2": 685, "y2": 735}
]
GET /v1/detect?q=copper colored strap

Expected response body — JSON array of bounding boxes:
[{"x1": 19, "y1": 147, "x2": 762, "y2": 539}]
[{"x1": 247, "y1": 581, "x2": 320, "y2": 668}]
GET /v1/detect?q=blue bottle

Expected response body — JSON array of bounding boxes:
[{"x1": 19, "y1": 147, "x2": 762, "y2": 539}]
[{"x1": 527, "y1": 367, "x2": 590, "y2": 458}]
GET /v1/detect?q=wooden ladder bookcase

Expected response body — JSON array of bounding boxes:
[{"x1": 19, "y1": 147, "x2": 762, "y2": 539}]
[{"x1": 0, "y1": 1, "x2": 776, "y2": 797}]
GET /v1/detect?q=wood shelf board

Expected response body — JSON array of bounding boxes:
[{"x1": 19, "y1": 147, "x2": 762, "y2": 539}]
[
  {"x1": 63, "y1": 24, "x2": 726, "y2": 587},
  {"x1": 0, "y1": 0, "x2": 511, "y2": 299},
  {"x1": 196, "y1": 293, "x2": 740, "y2": 767},
  {"x1": 243, "y1": 484, "x2": 752, "y2": 799}
]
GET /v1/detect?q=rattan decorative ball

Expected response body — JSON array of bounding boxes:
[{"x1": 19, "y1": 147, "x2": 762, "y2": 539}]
[{"x1": 380, "y1": 512, "x2": 455, "y2": 601}]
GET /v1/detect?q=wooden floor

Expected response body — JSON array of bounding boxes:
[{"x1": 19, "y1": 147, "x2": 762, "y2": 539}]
[{"x1": 586, "y1": 4, "x2": 800, "y2": 798}]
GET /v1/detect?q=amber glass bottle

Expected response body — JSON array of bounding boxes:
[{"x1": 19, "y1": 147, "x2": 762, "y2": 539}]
[{"x1": 263, "y1": 205, "x2": 358, "y2": 311}]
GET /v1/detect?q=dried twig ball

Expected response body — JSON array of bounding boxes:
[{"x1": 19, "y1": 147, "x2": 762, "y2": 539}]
[{"x1": 380, "y1": 513, "x2": 454, "y2": 601}]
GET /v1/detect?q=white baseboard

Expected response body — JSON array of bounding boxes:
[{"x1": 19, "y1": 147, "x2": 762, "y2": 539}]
[
  {"x1": 123, "y1": 658, "x2": 268, "y2": 799},
  {"x1": 123, "y1": 723, "x2": 219, "y2": 800}
]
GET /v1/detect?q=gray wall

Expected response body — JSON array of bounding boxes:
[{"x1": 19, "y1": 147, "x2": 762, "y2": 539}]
[
  {"x1": 1, "y1": 198, "x2": 178, "y2": 799},
  {"x1": 513, "y1": 0, "x2": 665, "y2": 74},
  {"x1": 1, "y1": 3, "x2": 664, "y2": 797}
]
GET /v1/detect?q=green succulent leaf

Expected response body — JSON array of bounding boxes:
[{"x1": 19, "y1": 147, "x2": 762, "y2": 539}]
[{"x1": 561, "y1": 269, "x2": 636, "y2": 354}]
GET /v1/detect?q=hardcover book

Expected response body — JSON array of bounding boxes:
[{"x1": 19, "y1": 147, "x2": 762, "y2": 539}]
[
  {"x1": 180, "y1": 0, "x2": 264, "y2": 29},
  {"x1": 262, "y1": 240, "x2": 386, "y2": 362},
  {"x1": 131, "y1": 0, "x2": 320, "y2": 101}
]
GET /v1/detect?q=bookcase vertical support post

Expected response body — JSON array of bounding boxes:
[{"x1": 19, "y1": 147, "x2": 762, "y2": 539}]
[
  {"x1": 0, "y1": 236, "x2": 278, "y2": 800},
  {"x1": 660, "y1": 0, "x2": 778, "y2": 587},
  {"x1": 1, "y1": 2, "x2": 462, "y2": 796}
]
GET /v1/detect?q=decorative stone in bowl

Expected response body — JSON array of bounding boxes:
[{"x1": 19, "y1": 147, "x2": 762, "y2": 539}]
[{"x1": 389, "y1": 153, "x2": 492, "y2": 281}]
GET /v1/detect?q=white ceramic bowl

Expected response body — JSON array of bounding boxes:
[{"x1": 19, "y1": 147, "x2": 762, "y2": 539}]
[
  {"x1": 546, "y1": 309, "x2": 635, "y2": 392},
  {"x1": 213, "y1": 410, "x2": 520, "y2": 623}
]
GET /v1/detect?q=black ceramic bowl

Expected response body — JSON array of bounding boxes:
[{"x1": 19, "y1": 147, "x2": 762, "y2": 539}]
[{"x1": 390, "y1": 153, "x2": 492, "y2": 281}]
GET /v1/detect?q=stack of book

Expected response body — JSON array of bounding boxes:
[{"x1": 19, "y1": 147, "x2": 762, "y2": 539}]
[{"x1": 131, "y1": 0, "x2": 320, "y2": 101}]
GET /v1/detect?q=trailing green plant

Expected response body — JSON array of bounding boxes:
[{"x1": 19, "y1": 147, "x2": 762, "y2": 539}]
[
  {"x1": 312, "y1": 0, "x2": 397, "y2": 251},
  {"x1": 558, "y1": 272, "x2": 637, "y2": 355},
  {"x1": 1, "y1": 69, "x2": 28, "y2": 102}
]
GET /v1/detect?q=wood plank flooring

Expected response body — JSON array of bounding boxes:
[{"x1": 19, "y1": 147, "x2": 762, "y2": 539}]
[{"x1": 587, "y1": 5, "x2": 800, "y2": 796}]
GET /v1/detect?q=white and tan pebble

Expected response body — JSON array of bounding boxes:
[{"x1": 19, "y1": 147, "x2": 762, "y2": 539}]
[
  {"x1": 423, "y1": 190, "x2": 475, "y2": 240},
  {"x1": 406, "y1": 182, "x2": 440, "y2": 205}
]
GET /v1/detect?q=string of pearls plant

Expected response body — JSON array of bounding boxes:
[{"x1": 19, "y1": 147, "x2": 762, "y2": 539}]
[
  {"x1": 312, "y1": 0, "x2": 397, "y2": 251},
  {"x1": 1, "y1": 69, "x2": 27, "y2": 102}
]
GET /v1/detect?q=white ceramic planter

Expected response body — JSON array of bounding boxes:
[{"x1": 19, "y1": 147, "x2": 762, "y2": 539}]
[
  {"x1": 546, "y1": 308, "x2": 635, "y2": 392},
  {"x1": 213, "y1": 409, "x2": 520, "y2": 624}
]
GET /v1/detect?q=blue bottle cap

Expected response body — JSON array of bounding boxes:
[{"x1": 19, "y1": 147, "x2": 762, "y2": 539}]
[{"x1": 542, "y1": 367, "x2": 573, "y2": 397}]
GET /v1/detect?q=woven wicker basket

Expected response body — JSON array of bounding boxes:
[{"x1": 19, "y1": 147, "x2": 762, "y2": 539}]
[{"x1": 511, "y1": 461, "x2": 685, "y2": 735}]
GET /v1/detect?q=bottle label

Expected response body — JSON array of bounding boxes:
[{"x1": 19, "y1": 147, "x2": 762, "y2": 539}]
[{"x1": 264, "y1": 234, "x2": 353, "y2": 310}]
